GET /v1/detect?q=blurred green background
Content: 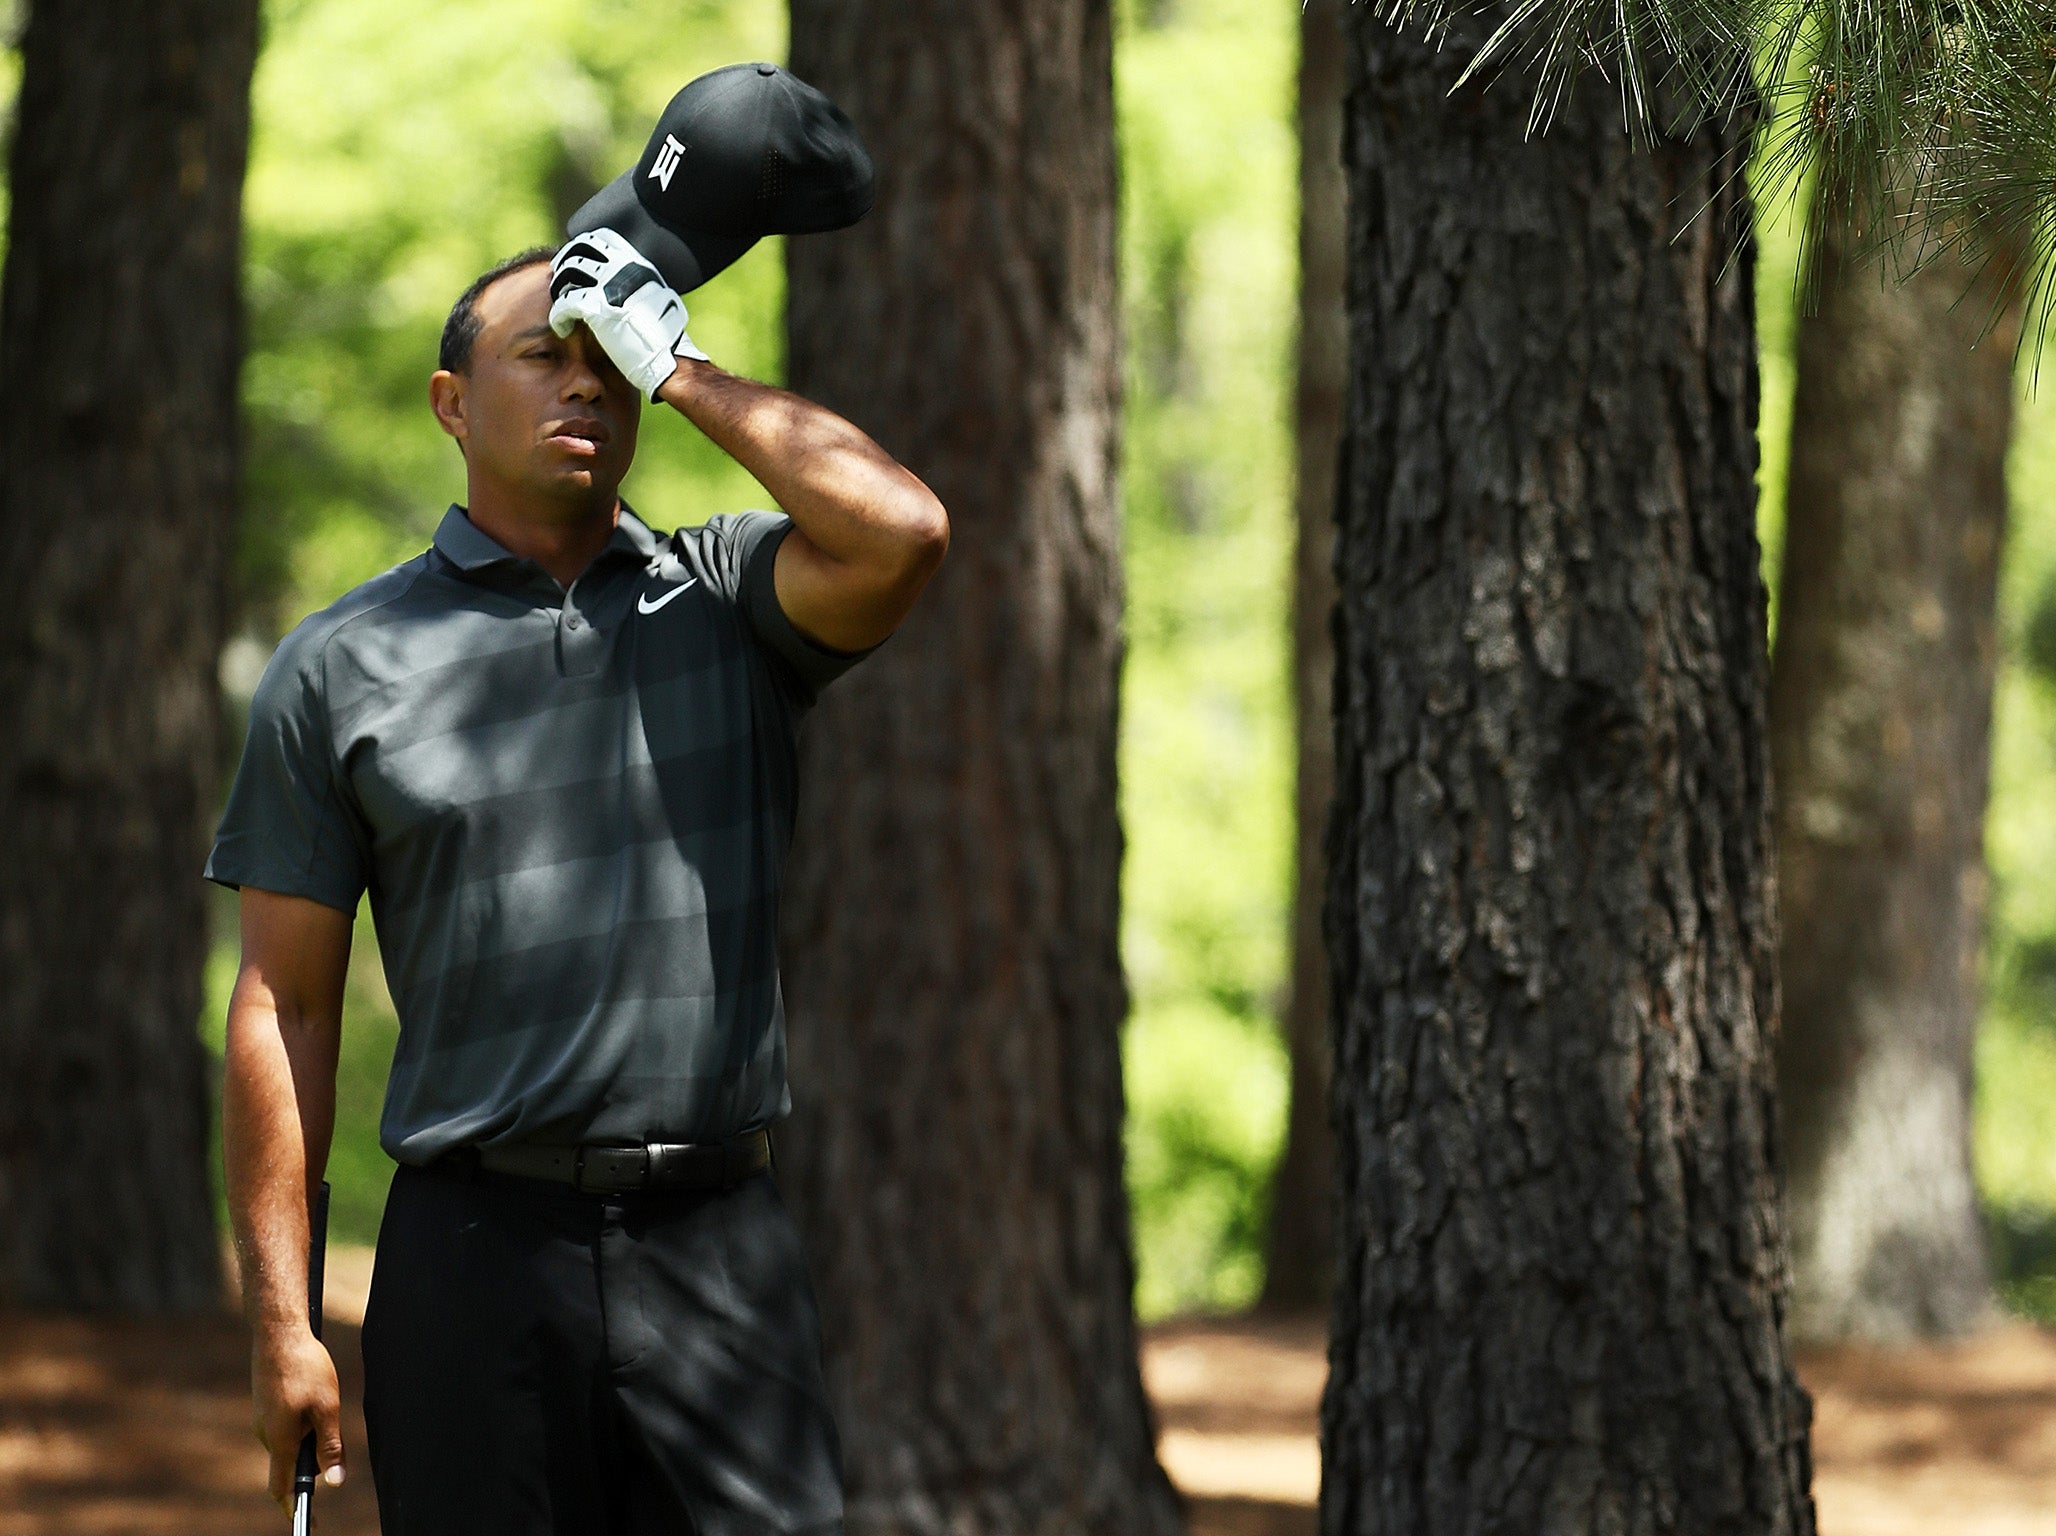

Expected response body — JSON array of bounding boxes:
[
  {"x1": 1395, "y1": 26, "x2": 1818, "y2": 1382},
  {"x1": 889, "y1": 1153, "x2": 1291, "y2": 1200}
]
[{"x1": 185, "y1": 0, "x2": 2056, "y2": 1321}]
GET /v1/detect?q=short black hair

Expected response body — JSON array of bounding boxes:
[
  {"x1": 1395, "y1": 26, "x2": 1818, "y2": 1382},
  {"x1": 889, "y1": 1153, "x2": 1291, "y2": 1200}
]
[{"x1": 438, "y1": 246, "x2": 557, "y2": 374}]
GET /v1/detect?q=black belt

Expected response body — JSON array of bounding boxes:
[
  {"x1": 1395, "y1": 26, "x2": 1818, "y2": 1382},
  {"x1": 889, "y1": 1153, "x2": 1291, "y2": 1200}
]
[{"x1": 455, "y1": 1126, "x2": 772, "y2": 1195}]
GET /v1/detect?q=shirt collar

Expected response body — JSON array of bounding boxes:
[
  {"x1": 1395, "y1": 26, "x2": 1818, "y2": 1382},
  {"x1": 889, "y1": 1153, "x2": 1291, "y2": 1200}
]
[
  {"x1": 432, "y1": 504, "x2": 517, "y2": 572},
  {"x1": 609, "y1": 504, "x2": 665, "y2": 563},
  {"x1": 432, "y1": 503, "x2": 665, "y2": 576}
]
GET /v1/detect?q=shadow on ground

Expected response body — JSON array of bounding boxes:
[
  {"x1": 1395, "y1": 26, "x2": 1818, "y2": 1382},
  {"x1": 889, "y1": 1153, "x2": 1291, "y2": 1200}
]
[
  {"x1": 0, "y1": 1308, "x2": 378, "y2": 1536},
  {"x1": 4, "y1": 1257, "x2": 2054, "y2": 1535}
]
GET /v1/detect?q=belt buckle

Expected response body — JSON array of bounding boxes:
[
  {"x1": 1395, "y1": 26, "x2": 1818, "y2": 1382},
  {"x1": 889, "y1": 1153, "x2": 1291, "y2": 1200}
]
[{"x1": 574, "y1": 1144, "x2": 650, "y2": 1194}]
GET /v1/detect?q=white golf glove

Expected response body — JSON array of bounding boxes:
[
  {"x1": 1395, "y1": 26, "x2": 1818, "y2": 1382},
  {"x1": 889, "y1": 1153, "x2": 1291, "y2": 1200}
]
[{"x1": 548, "y1": 228, "x2": 711, "y2": 400}]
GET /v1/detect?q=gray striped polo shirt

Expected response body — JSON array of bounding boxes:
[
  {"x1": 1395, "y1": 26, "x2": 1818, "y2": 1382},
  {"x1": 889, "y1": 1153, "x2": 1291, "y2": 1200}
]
[{"x1": 206, "y1": 503, "x2": 870, "y2": 1164}]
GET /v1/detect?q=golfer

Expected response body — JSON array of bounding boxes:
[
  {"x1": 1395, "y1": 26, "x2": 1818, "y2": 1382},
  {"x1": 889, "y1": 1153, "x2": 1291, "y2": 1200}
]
[{"x1": 211, "y1": 110, "x2": 945, "y2": 1534}]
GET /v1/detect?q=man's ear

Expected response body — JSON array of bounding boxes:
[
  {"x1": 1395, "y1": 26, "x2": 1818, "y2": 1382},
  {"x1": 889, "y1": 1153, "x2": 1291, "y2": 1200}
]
[{"x1": 429, "y1": 369, "x2": 467, "y2": 447}]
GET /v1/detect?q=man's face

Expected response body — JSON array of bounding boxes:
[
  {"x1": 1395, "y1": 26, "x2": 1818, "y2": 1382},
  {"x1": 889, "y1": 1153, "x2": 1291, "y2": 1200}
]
[{"x1": 431, "y1": 263, "x2": 640, "y2": 509}]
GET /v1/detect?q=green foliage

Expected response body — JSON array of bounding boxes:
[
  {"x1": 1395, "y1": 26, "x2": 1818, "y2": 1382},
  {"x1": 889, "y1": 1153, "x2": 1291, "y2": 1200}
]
[
  {"x1": 1371, "y1": 0, "x2": 2056, "y2": 365},
  {"x1": 1978, "y1": 341, "x2": 2056, "y2": 1320},
  {"x1": 1752, "y1": 1, "x2": 2056, "y2": 356},
  {"x1": 1123, "y1": 1001, "x2": 1288, "y2": 1317},
  {"x1": 2017, "y1": 570, "x2": 2056, "y2": 682},
  {"x1": 1976, "y1": 999, "x2": 2056, "y2": 1325},
  {"x1": 1989, "y1": 1201, "x2": 2056, "y2": 1323},
  {"x1": 1115, "y1": 0, "x2": 1297, "y2": 1316},
  {"x1": 1754, "y1": 150, "x2": 1810, "y2": 628}
]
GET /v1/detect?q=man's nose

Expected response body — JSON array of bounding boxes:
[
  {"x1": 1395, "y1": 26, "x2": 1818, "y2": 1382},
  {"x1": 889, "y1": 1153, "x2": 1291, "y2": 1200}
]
[{"x1": 562, "y1": 330, "x2": 607, "y2": 400}]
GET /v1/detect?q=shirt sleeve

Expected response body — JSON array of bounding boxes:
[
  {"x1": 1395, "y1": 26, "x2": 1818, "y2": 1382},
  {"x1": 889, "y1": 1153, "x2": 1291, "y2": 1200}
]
[
  {"x1": 684, "y1": 510, "x2": 880, "y2": 706},
  {"x1": 203, "y1": 622, "x2": 369, "y2": 914}
]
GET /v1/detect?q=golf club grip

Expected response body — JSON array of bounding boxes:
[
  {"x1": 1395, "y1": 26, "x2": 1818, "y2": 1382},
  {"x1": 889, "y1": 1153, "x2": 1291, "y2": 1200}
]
[{"x1": 293, "y1": 1181, "x2": 332, "y2": 1503}]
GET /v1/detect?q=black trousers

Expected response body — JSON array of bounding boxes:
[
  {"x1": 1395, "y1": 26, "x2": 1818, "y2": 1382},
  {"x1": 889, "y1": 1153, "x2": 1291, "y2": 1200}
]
[{"x1": 360, "y1": 1157, "x2": 845, "y2": 1536}]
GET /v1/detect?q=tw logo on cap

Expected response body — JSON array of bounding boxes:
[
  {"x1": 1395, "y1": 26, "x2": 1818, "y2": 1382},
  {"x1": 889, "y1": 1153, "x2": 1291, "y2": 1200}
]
[{"x1": 648, "y1": 134, "x2": 686, "y2": 192}]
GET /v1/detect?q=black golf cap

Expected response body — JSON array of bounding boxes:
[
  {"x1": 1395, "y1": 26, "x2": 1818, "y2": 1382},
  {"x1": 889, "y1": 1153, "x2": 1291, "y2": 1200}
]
[{"x1": 567, "y1": 62, "x2": 874, "y2": 295}]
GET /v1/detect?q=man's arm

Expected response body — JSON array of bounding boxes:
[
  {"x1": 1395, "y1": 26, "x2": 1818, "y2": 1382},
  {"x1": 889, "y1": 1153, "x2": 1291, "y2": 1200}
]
[
  {"x1": 220, "y1": 886, "x2": 354, "y2": 1512},
  {"x1": 655, "y1": 359, "x2": 950, "y2": 653}
]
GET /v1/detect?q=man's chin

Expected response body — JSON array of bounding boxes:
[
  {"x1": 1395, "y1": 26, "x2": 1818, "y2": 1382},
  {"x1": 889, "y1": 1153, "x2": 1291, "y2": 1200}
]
[{"x1": 535, "y1": 459, "x2": 626, "y2": 505}]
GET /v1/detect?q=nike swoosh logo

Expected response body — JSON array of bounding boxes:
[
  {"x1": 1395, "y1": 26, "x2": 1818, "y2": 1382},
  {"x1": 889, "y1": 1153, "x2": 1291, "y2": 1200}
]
[{"x1": 637, "y1": 578, "x2": 698, "y2": 614}]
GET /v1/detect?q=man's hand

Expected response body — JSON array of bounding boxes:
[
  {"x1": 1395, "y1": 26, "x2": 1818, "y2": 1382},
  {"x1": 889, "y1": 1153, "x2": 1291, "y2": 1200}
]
[
  {"x1": 548, "y1": 228, "x2": 710, "y2": 400},
  {"x1": 252, "y1": 1322, "x2": 346, "y2": 1512}
]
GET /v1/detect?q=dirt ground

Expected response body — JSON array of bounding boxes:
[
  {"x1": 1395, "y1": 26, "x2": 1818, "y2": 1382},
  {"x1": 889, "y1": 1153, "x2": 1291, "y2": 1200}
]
[
  {"x1": 1145, "y1": 1313, "x2": 2056, "y2": 1536},
  {"x1": 3, "y1": 1248, "x2": 2053, "y2": 1535}
]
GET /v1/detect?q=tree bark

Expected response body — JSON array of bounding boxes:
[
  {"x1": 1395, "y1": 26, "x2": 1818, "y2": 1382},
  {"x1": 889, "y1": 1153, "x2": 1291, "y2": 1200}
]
[
  {"x1": 777, "y1": 5, "x2": 1180, "y2": 1534},
  {"x1": 1262, "y1": 0, "x2": 1346, "y2": 1314},
  {"x1": 0, "y1": 0, "x2": 258, "y2": 1312},
  {"x1": 1321, "y1": 11, "x2": 1817, "y2": 1532},
  {"x1": 1769, "y1": 175, "x2": 2019, "y2": 1342}
]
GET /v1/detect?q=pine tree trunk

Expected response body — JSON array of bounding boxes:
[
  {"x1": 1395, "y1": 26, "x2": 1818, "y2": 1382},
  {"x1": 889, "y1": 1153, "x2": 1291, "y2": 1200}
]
[
  {"x1": 1320, "y1": 12, "x2": 1817, "y2": 1531},
  {"x1": 1263, "y1": 0, "x2": 1346, "y2": 1314},
  {"x1": 0, "y1": 0, "x2": 258, "y2": 1312},
  {"x1": 1769, "y1": 177, "x2": 2018, "y2": 1342},
  {"x1": 777, "y1": 5, "x2": 1180, "y2": 1533}
]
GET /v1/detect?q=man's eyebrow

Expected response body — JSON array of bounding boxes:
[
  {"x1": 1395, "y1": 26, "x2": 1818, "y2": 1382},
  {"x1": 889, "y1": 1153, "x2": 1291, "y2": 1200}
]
[{"x1": 508, "y1": 324, "x2": 558, "y2": 344}]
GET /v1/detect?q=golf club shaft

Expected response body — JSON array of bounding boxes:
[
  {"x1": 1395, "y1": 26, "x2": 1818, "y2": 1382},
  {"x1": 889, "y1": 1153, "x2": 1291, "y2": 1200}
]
[{"x1": 292, "y1": 1181, "x2": 331, "y2": 1532}]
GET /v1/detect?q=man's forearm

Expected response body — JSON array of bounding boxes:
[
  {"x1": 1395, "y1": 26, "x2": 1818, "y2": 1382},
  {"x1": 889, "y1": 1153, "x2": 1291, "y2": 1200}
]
[
  {"x1": 221, "y1": 981, "x2": 340, "y2": 1336},
  {"x1": 655, "y1": 359, "x2": 944, "y2": 565},
  {"x1": 223, "y1": 891, "x2": 354, "y2": 1506}
]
